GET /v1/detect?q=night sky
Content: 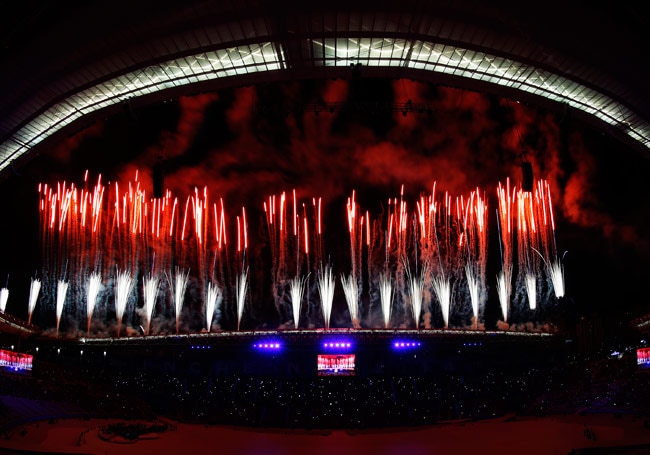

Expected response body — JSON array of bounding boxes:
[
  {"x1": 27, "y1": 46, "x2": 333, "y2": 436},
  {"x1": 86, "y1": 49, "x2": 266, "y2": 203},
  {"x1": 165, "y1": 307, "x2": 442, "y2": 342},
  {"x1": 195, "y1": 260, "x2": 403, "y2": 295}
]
[{"x1": 1, "y1": 78, "x2": 648, "y2": 339}]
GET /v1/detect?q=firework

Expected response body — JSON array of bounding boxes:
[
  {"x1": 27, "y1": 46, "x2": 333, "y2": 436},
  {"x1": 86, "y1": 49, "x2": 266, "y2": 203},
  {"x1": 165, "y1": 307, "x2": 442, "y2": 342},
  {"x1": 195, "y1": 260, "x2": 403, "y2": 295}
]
[
  {"x1": 205, "y1": 281, "x2": 222, "y2": 332},
  {"x1": 432, "y1": 275, "x2": 451, "y2": 328},
  {"x1": 142, "y1": 273, "x2": 160, "y2": 335},
  {"x1": 86, "y1": 272, "x2": 102, "y2": 335},
  {"x1": 340, "y1": 273, "x2": 359, "y2": 327},
  {"x1": 27, "y1": 278, "x2": 41, "y2": 325},
  {"x1": 525, "y1": 273, "x2": 537, "y2": 310},
  {"x1": 168, "y1": 267, "x2": 190, "y2": 334},
  {"x1": 289, "y1": 275, "x2": 308, "y2": 329},
  {"x1": 405, "y1": 264, "x2": 427, "y2": 329},
  {"x1": 496, "y1": 266, "x2": 512, "y2": 322},
  {"x1": 55, "y1": 279, "x2": 68, "y2": 336},
  {"x1": 114, "y1": 268, "x2": 134, "y2": 337},
  {"x1": 0, "y1": 287, "x2": 8, "y2": 313},
  {"x1": 379, "y1": 273, "x2": 393, "y2": 329},
  {"x1": 317, "y1": 265, "x2": 335, "y2": 330},
  {"x1": 235, "y1": 269, "x2": 249, "y2": 331}
]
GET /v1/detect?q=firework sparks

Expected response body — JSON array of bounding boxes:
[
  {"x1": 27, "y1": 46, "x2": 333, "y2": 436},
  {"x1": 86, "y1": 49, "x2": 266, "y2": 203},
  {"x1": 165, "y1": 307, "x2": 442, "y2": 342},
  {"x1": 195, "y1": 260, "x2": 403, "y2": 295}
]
[
  {"x1": 379, "y1": 273, "x2": 393, "y2": 329},
  {"x1": 235, "y1": 268, "x2": 249, "y2": 331},
  {"x1": 27, "y1": 278, "x2": 41, "y2": 325},
  {"x1": 168, "y1": 267, "x2": 190, "y2": 334},
  {"x1": 317, "y1": 265, "x2": 335, "y2": 330},
  {"x1": 548, "y1": 258, "x2": 565, "y2": 298},
  {"x1": 496, "y1": 266, "x2": 512, "y2": 323},
  {"x1": 525, "y1": 273, "x2": 537, "y2": 310},
  {"x1": 205, "y1": 281, "x2": 222, "y2": 332},
  {"x1": 405, "y1": 264, "x2": 427, "y2": 329},
  {"x1": 289, "y1": 275, "x2": 308, "y2": 329},
  {"x1": 432, "y1": 275, "x2": 451, "y2": 328},
  {"x1": 55, "y1": 279, "x2": 69, "y2": 336},
  {"x1": 114, "y1": 268, "x2": 134, "y2": 337},
  {"x1": 0, "y1": 287, "x2": 8, "y2": 313},
  {"x1": 86, "y1": 271, "x2": 102, "y2": 335},
  {"x1": 142, "y1": 273, "x2": 160, "y2": 335},
  {"x1": 465, "y1": 264, "x2": 480, "y2": 326},
  {"x1": 340, "y1": 273, "x2": 359, "y2": 327}
]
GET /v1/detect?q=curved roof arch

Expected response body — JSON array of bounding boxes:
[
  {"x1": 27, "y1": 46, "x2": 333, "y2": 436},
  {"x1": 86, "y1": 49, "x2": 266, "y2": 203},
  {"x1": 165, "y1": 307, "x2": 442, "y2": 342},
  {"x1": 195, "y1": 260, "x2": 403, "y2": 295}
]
[{"x1": 1, "y1": 1, "x2": 648, "y2": 178}]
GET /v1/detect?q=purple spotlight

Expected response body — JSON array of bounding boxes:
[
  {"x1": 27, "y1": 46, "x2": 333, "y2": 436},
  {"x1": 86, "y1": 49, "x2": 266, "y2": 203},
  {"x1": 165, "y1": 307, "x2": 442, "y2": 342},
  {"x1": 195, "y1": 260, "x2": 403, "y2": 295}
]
[
  {"x1": 253, "y1": 340, "x2": 282, "y2": 350},
  {"x1": 322, "y1": 339, "x2": 353, "y2": 351},
  {"x1": 392, "y1": 340, "x2": 422, "y2": 350}
]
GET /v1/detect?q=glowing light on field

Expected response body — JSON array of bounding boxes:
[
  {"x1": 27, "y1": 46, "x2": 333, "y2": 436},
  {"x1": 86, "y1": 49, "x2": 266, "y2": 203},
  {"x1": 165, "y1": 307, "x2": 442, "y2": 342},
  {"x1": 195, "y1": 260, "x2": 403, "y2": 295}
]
[
  {"x1": 27, "y1": 278, "x2": 40, "y2": 325},
  {"x1": 0, "y1": 287, "x2": 8, "y2": 313},
  {"x1": 289, "y1": 275, "x2": 308, "y2": 329},
  {"x1": 55, "y1": 279, "x2": 68, "y2": 336},
  {"x1": 340, "y1": 273, "x2": 359, "y2": 327},
  {"x1": 379, "y1": 273, "x2": 393, "y2": 329},
  {"x1": 114, "y1": 269, "x2": 134, "y2": 337},
  {"x1": 205, "y1": 281, "x2": 222, "y2": 333},
  {"x1": 392, "y1": 340, "x2": 422, "y2": 350},
  {"x1": 432, "y1": 275, "x2": 451, "y2": 328},
  {"x1": 142, "y1": 273, "x2": 159, "y2": 336},
  {"x1": 236, "y1": 269, "x2": 249, "y2": 331},
  {"x1": 86, "y1": 271, "x2": 102, "y2": 335},
  {"x1": 317, "y1": 265, "x2": 335, "y2": 330},
  {"x1": 525, "y1": 273, "x2": 537, "y2": 310}
]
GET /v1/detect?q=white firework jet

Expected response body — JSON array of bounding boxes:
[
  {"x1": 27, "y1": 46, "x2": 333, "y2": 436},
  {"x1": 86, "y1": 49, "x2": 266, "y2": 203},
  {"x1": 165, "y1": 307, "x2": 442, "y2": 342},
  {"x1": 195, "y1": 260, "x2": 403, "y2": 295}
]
[
  {"x1": 86, "y1": 272, "x2": 102, "y2": 335},
  {"x1": 340, "y1": 273, "x2": 359, "y2": 326},
  {"x1": 525, "y1": 273, "x2": 537, "y2": 310},
  {"x1": 289, "y1": 275, "x2": 308, "y2": 329},
  {"x1": 317, "y1": 265, "x2": 336, "y2": 330},
  {"x1": 55, "y1": 279, "x2": 69, "y2": 335},
  {"x1": 495, "y1": 266, "x2": 512, "y2": 323},
  {"x1": 114, "y1": 268, "x2": 135, "y2": 337},
  {"x1": 432, "y1": 275, "x2": 451, "y2": 328},
  {"x1": 405, "y1": 264, "x2": 427, "y2": 329},
  {"x1": 205, "y1": 281, "x2": 223, "y2": 332},
  {"x1": 0, "y1": 287, "x2": 8, "y2": 313},
  {"x1": 378, "y1": 273, "x2": 393, "y2": 329},
  {"x1": 465, "y1": 264, "x2": 480, "y2": 323},
  {"x1": 235, "y1": 268, "x2": 249, "y2": 331},
  {"x1": 142, "y1": 273, "x2": 160, "y2": 336},
  {"x1": 548, "y1": 258, "x2": 565, "y2": 298},
  {"x1": 27, "y1": 278, "x2": 41, "y2": 325},
  {"x1": 168, "y1": 268, "x2": 190, "y2": 334}
]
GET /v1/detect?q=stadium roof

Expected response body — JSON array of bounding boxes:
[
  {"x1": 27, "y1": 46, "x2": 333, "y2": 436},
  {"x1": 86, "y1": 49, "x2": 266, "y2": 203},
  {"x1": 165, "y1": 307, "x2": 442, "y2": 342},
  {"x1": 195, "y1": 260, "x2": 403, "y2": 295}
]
[{"x1": 1, "y1": 0, "x2": 648, "y2": 179}]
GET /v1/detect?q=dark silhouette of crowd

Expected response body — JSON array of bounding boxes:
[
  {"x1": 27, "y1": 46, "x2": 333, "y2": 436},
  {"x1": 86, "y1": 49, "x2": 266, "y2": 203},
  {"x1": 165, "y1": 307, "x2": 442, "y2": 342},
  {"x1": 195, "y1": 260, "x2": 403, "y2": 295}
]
[{"x1": 2, "y1": 345, "x2": 650, "y2": 433}]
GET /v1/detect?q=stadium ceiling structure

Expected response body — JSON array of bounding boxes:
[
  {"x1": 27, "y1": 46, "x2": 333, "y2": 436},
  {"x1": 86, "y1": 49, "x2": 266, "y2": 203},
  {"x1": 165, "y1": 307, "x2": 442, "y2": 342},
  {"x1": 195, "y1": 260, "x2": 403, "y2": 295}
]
[{"x1": 1, "y1": 1, "x2": 648, "y2": 179}]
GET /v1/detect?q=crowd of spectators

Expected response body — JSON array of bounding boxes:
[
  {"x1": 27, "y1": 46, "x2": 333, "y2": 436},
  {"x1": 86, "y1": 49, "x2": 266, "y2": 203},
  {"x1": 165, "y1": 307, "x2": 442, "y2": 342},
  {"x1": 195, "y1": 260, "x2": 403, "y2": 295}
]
[{"x1": 2, "y1": 348, "x2": 650, "y2": 431}]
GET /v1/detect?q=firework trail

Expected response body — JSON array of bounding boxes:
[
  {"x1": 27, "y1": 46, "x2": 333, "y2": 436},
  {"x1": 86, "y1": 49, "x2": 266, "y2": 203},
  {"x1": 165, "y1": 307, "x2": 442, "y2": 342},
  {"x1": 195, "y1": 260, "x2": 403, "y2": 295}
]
[
  {"x1": 235, "y1": 268, "x2": 249, "y2": 331},
  {"x1": 205, "y1": 281, "x2": 222, "y2": 332},
  {"x1": 340, "y1": 273, "x2": 360, "y2": 328},
  {"x1": 86, "y1": 271, "x2": 102, "y2": 335},
  {"x1": 317, "y1": 265, "x2": 335, "y2": 330},
  {"x1": 496, "y1": 179, "x2": 515, "y2": 321},
  {"x1": 289, "y1": 275, "x2": 308, "y2": 329},
  {"x1": 378, "y1": 272, "x2": 393, "y2": 329},
  {"x1": 496, "y1": 266, "x2": 512, "y2": 323},
  {"x1": 167, "y1": 267, "x2": 190, "y2": 334},
  {"x1": 142, "y1": 273, "x2": 160, "y2": 336},
  {"x1": 405, "y1": 261, "x2": 426, "y2": 329},
  {"x1": 432, "y1": 274, "x2": 451, "y2": 328},
  {"x1": 465, "y1": 264, "x2": 480, "y2": 329},
  {"x1": 0, "y1": 287, "x2": 8, "y2": 313},
  {"x1": 55, "y1": 279, "x2": 69, "y2": 336},
  {"x1": 525, "y1": 273, "x2": 537, "y2": 310},
  {"x1": 114, "y1": 268, "x2": 134, "y2": 337},
  {"x1": 27, "y1": 278, "x2": 41, "y2": 325},
  {"x1": 548, "y1": 257, "x2": 565, "y2": 298}
]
